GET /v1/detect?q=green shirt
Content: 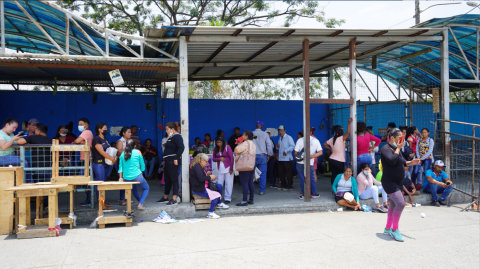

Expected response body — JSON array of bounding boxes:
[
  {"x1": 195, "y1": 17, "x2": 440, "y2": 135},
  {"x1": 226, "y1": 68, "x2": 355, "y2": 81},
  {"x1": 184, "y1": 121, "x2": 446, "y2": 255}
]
[
  {"x1": 118, "y1": 149, "x2": 145, "y2": 180},
  {"x1": 0, "y1": 130, "x2": 16, "y2": 157}
]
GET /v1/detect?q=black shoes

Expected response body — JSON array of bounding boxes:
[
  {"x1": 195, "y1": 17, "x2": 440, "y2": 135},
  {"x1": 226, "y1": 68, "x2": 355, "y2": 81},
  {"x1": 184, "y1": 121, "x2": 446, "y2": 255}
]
[
  {"x1": 156, "y1": 197, "x2": 169, "y2": 203},
  {"x1": 431, "y1": 200, "x2": 441, "y2": 207},
  {"x1": 438, "y1": 200, "x2": 448, "y2": 206},
  {"x1": 224, "y1": 201, "x2": 231, "y2": 204},
  {"x1": 247, "y1": 200, "x2": 254, "y2": 204},
  {"x1": 166, "y1": 199, "x2": 177, "y2": 206},
  {"x1": 236, "y1": 201, "x2": 248, "y2": 206}
]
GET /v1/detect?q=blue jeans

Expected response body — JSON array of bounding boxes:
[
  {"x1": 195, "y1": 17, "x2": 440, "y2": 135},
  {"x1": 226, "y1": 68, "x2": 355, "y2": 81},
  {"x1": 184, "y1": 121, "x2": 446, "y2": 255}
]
[
  {"x1": 143, "y1": 158, "x2": 156, "y2": 177},
  {"x1": 255, "y1": 154, "x2": 268, "y2": 193},
  {"x1": 296, "y1": 163, "x2": 317, "y2": 196},
  {"x1": 0, "y1": 154, "x2": 21, "y2": 166},
  {"x1": 267, "y1": 156, "x2": 275, "y2": 185},
  {"x1": 418, "y1": 159, "x2": 433, "y2": 186},
  {"x1": 193, "y1": 183, "x2": 223, "y2": 213},
  {"x1": 92, "y1": 163, "x2": 108, "y2": 201},
  {"x1": 408, "y1": 164, "x2": 419, "y2": 185},
  {"x1": 129, "y1": 174, "x2": 150, "y2": 204},
  {"x1": 424, "y1": 183, "x2": 453, "y2": 201},
  {"x1": 239, "y1": 170, "x2": 255, "y2": 202},
  {"x1": 357, "y1": 153, "x2": 372, "y2": 173},
  {"x1": 106, "y1": 164, "x2": 115, "y2": 178}
]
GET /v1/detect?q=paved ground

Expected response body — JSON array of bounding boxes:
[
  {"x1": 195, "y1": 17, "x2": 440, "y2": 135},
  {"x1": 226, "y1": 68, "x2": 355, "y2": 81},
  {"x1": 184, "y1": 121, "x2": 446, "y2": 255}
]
[{"x1": 1, "y1": 203, "x2": 478, "y2": 268}]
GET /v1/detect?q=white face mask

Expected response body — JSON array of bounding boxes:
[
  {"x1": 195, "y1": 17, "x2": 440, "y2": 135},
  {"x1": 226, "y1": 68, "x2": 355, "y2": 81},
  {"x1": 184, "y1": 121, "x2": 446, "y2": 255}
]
[
  {"x1": 60, "y1": 133, "x2": 67, "y2": 137},
  {"x1": 168, "y1": 131, "x2": 173, "y2": 138}
]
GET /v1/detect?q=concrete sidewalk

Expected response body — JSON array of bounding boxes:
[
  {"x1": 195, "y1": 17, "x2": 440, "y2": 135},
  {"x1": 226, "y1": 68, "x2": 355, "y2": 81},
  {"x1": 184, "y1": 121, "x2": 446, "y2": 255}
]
[
  {"x1": 1, "y1": 203, "x2": 478, "y2": 268},
  {"x1": 53, "y1": 174, "x2": 474, "y2": 223}
]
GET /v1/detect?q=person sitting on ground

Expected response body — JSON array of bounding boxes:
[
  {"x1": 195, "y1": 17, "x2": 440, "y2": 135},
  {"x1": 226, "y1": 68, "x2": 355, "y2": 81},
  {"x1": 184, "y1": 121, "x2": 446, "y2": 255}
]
[
  {"x1": 190, "y1": 153, "x2": 229, "y2": 219},
  {"x1": 0, "y1": 118, "x2": 23, "y2": 166},
  {"x1": 332, "y1": 166, "x2": 361, "y2": 210},
  {"x1": 402, "y1": 166, "x2": 418, "y2": 207},
  {"x1": 203, "y1": 133, "x2": 212, "y2": 147},
  {"x1": 118, "y1": 139, "x2": 150, "y2": 210},
  {"x1": 356, "y1": 163, "x2": 388, "y2": 213},
  {"x1": 423, "y1": 160, "x2": 453, "y2": 206},
  {"x1": 142, "y1": 138, "x2": 158, "y2": 180}
]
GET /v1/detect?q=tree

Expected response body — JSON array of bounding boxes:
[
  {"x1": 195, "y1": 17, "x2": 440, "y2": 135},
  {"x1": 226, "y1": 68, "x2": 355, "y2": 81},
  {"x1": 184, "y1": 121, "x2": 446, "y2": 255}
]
[{"x1": 60, "y1": 0, "x2": 344, "y2": 37}]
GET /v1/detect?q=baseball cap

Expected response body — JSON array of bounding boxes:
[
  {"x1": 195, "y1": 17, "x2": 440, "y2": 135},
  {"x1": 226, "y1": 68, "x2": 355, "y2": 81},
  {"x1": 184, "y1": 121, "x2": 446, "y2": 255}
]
[
  {"x1": 434, "y1": 160, "x2": 445, "y2": 167},
  {"x1": 28, "y1": 118, "x2": 39, "y2": 125},
  {"x1": 266, "y1": 130, "x2": 271, "y2": 133},
  {"x1": 256, "y1": 120, "x2": 264, "y2": 125},
  {"x1": 278, "y1": 125, "x2": 285, "y2": 130}
]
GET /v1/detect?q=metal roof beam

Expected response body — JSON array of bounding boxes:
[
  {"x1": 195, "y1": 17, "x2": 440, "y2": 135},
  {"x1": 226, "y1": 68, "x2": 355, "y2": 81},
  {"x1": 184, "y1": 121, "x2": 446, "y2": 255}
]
[
  {"x1": 13, "y1": 0, "x2": 65, "y2": 54},
  {"x1": 0, "y1": 52, "x2": 177, "y2": 63},
  {"x1": 223, "y1": 30, "x2": 295, "y2": 76},
  {"x1": 356, "y1": 68, "x2": 378, "y2": 101},
  {"x1": 190, "y1": 60, "x2": 370, "y2": 68},
  {"x1": 412, "y1": 43, "x2": 477, "y2": 67},
  {"x1": 448, "y1": 27, "x2": 476, "y2": 79},
  {"x1": 67, "y1": 15, "x2": 105, "y2": 56},
  {"x1": 187, "y1": 35, "x2": 444, "y2": 43},
  {"x1": 189, "y1": 73, "x2": 328, "y2": 81},
  {"x1": 0, "y1": 61, "x2": 178, "y2": 71}
]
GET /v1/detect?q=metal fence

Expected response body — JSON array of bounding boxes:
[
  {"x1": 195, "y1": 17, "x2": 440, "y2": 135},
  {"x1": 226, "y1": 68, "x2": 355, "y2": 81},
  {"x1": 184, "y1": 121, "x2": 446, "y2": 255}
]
[
  {"x1": 1, "y1": 145, "x2": 94, "y2": 208},
  {"x1": 434, "y1": 120, "x2": 480, "y2": 211}
]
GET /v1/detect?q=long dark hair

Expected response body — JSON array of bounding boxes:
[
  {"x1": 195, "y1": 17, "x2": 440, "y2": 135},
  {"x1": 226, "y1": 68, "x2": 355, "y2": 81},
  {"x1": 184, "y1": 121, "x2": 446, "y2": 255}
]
[
  {"x1": 332, "y1": 125, "x2": 344, "y2": 145},
  {"x1": 119, "y1": 126, "x2": 130, "y2": 138},
  {"x1": 3, "y1": 118, "x2": 17, "y2": 128},
  {"x1": 54, "y1": 125, "x2": 65, "y2": 139},
  {"x1": 406, "y1": 126, "x2": 417, "y2": 140},
  {"x1": 357, "y1": 121, "x2": 367, "y2": 134},
  {"x1": 215, "y1": 136, "x2": 226, "y2": 153},
  {"x1": 95, "y1": 122, "x2": 106, "y2": 136},
  {"x1": 124, "y1": 139, "x2": 136, "y2": 161},
  {"x1": 244, "y1": 130, "x2": 257, "y2": 140}
]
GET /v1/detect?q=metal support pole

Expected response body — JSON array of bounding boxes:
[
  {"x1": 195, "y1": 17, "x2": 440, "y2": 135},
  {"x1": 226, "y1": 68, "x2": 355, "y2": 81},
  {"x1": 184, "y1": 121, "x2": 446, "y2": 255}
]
[
  {"x1": 415, "y1": 0, "x2": 420, "y2": 25},
  {"x1": 65, "y1": 14, "x2": 69, "y2": 55},
  {"x1": 179, "y1": 36, "x2": 190, "y2": 203},
  {"x1": 156, "y1": 86, "x2": 163, "y2": 157},
  {"x1": 328, "y1": 71, "x2": 333, "y2": 99},
  {"x1": 477, "y1": 28, "x2": 479, "y2": 80},
  {"x1": 377, "y1": 74, "x2": 379, "y2": 102},
  {"x1": 302, "y1": 38, "x2": 311, "y2": 202},
  {"x1": 441, "y1": 29, "x2": 450, "y2": 175},
  {"x1": 349, "y1": 38, "x2": 358, "y2": 176},
  {"x1": 104, "y1": 21, "x2": 109, "y2": 57},
  {"x1": 472, "y1": 126, "x2": 477, "y2": 204},
  {"x1": 1, "y1": 0, "x2": 5, "y2": 54}
]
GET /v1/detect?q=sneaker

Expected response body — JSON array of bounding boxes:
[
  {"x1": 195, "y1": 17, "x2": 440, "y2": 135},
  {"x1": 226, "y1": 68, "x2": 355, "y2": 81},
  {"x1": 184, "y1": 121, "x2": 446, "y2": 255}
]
[
  {"x1": 80, "y1": 200, "x2": 91, "y2": 207},
  {"x1": 438, "y1": 200, "x2": 448, "y2": 206},
  {"x1": 299, "y1": 195, "x2": 304, "y2": 200},
  {"x1": 390, "y1": 229, "x2": 404, "y2": 242},
  {"x1": 383, "y1": 204, "x2": 389, "y2": 209},
  {"x1": 156, "y1": 197, "x2": 169, "y2": 203},
  {"x1": 384, "y1": 228, "x2": 392, "y2": 234},
  {"x1": 277, "y1": 188, "x2": 284, "y2": 190},
  {"x1": 312, "y1": 194, "x2": 320, "y2": 199},
  {"x1": 217, "y1": 203, "x2": 229, "y2": 209},
  {"x1": 166, "y1": 199, "x2": 177, "y2": 206},
  {"x1": 247, "y1": 200, "x2": 254, "y2": 204},
  {"x1": 224, "y1": 201, "x2": 231, "y2": 204},
  {"x1": 270, "y1": 184, "x2": 278, "y2": 188},
  {"x1": 376, "y1": 206, "x2": 388, "y2": 213},
  {"x1": 259, "y1": 192, "x2": 265, "y2": 195},
  {"x1": 430, "y1": 200, "x2": 440, "y2": 207},
  {"x1": 206, "y1": 212, "x2": 220, "y2": 219},
  {"x1": 236, "y1": 201, "x2": 248, "y2": 206}
]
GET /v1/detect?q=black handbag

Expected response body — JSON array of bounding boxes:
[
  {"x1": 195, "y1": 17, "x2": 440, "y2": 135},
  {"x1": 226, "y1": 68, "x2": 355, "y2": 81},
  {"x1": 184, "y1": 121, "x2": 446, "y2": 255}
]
[{"x1": 207, "y1": 180, "x2": 218, "y2": 191}]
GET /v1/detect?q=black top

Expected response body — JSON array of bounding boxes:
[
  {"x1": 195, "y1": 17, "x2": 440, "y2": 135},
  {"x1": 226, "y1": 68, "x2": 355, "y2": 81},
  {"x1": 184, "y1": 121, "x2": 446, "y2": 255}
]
[
  {"x1": 228, "y1": 134, "x2": 242, "y2": 151},
  {"x1": 163, "y1": 134, "x2": 185, "y2": 163},
  {"x1": 380, "y1": 144, "x2": 406, "y2": 194},
  {"x1": 190, "y1": 164, "x2": 211, "y2": 193},
  {"x1": 92, "y1": 136, "x2": 109, "y2": 164},
  {"x1": 24, "y1": 135, "x2": 51, "y2": 168}
]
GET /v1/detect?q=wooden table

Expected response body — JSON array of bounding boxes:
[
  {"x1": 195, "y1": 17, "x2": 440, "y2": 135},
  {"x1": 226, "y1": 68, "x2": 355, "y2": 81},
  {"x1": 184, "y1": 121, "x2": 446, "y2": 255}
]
[
  {"x1": 31, "y1": 183, "x2": 77, "y2": 229},
  {"x1": 88, "y1": 181, "x2": 139, "y2": 228},
  {"x1": 4, "y1": 184, "x2": 68, "y2": 239}
]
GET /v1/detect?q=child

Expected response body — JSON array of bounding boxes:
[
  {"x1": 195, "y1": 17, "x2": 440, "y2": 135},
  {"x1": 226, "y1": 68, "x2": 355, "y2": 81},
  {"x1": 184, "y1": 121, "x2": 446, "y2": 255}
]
[{"x1": 403, "y1": 166, "x2": 419, "y2": 207}]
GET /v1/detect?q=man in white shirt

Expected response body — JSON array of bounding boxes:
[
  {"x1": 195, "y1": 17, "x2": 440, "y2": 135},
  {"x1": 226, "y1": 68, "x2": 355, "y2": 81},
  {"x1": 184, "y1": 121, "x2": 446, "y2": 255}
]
[{"x1": 294, "y1": 128, "x2": 323, "y2": 199}]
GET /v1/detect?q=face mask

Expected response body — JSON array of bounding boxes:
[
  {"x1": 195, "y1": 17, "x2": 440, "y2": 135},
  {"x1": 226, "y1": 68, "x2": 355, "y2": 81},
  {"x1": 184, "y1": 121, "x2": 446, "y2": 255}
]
[
  {"x1": 60, "y1": 133, "x2": 67, "y2": 137},
  {"x1": 393, "y1": 142, "x2": 397, "y2": 148},
  {"x1": 168, "y1": 131, "x2": 173, "y2": 138},
  {"x1": 78, "y1": 126, "x2": 85, "y2": 132},
  {"x1": 363, "y1": 170, "x2": 368, "y2": 176},
  {"x1": 102, "y1": 130, "x2": 108, "y2": 136}
]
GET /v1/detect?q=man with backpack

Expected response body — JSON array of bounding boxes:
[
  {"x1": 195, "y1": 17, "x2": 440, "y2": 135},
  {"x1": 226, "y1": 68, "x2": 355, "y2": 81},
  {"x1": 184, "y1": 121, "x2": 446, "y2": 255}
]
[{"x1": 294, "y1": 127, "x2": 323, "y2": 199}]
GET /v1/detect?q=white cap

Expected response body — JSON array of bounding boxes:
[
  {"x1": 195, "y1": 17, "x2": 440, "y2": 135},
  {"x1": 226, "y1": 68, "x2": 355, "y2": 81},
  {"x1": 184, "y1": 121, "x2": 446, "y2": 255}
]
[{"x1": 434, "y1": 160, "x2": 445, "y2": 167}]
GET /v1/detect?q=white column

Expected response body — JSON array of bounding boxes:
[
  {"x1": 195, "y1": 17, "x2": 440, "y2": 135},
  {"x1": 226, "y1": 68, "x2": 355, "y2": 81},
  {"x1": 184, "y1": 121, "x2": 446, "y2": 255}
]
[
  {"x1": 441, "y1": 29, "x2": 450, "y2": 174},
  {"x1": 349, "y1": 39, "x2": 358, "y2": 176},
  {"x1": 1, "y1": 0, "x2": 5, "y2": 54},
  {"x1": 179, "y1": 36, "x2": 190, "y2": 202}
]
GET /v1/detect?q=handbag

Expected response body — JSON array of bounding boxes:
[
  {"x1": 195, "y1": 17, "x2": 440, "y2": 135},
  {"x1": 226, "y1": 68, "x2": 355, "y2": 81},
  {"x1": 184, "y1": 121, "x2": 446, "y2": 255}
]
[
  {"x1": 207, "y1": 180, "x2": 218, "y2": 191},
  {"x1": 234, "y1": 141, "x2": 255, "y2": 171}
]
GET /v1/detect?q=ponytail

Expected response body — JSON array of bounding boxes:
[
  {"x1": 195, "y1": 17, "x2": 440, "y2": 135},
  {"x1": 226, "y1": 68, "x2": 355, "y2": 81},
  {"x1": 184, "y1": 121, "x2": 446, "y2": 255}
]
[
  {"x1": 124, "y1": 139, "x2": 136, "y2": 161},
  {"x1": 332, "y1": 126, "x2": 344, "y2": 145}
]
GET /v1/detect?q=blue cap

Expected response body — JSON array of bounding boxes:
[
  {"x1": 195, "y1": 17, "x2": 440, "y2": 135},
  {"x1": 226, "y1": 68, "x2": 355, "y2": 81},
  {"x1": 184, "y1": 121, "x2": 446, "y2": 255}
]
[{"x1": 256, "y1": 121, "x2": 264, "y2": 125}]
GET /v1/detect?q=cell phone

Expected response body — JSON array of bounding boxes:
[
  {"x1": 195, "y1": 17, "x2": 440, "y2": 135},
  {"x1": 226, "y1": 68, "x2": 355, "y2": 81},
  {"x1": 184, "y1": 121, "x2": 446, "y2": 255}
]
[
  {"x1": 336, "y1": 191, "x2": 345, "y2": 197},
  {"x1": 17, "y1": 131, "x2": 25, "y2": 136},
  {"x1": 399, "y1": 135, "x2": 405, "y2": 144}
]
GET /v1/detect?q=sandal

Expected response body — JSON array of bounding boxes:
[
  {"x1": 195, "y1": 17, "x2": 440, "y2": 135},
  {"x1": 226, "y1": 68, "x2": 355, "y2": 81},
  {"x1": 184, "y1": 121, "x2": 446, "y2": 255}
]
[
  {"x1": 137, "y1": 204, "x2": 145, "y2": 210},
  {"x1": 120, "y1": 200, "x2": 137, "y2": 206}
]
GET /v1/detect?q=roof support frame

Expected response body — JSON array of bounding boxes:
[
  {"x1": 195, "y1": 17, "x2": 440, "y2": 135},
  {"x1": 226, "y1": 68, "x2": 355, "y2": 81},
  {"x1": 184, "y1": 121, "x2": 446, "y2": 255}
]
[
  {"x1": 13, "y1": 0, "x2": 65, "y2": 54},
  {"x1": 143, "y1": 41, "x2": 178, "y2": 62},
  {"x1": 187, "y1": 35, "x2": 444, "y2": 43},
  {"x1": 448, "y1": 27, "x2": 476, "y2": 79},
  {"x1": 356, "y1": 68, "x2": 378, "y2": 101},
  {"x1": 1, "y1": 1, "x2": 4, "y2": 54},
  {"x1": 379, "y1": 74, "x2": 399, "y2": 100},
  {"x1": 67, "y1": 15, "x2": 105, "y2": 56}
]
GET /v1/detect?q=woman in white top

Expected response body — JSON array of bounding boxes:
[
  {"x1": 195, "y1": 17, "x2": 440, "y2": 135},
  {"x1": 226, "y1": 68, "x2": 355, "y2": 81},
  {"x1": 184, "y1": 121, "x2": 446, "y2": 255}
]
[
  {"x1": 323, "y1": 118, "x2": 352, "y2": 186},
  {"x1": 116, "y1": 126, "x2": 133, "y2": 206}
]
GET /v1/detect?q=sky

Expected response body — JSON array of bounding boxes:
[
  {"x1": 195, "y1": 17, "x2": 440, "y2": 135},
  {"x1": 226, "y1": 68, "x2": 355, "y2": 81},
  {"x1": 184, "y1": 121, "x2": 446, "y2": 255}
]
[{"x1": 272, "y1": 1, "x2": 479, "y2": 29}]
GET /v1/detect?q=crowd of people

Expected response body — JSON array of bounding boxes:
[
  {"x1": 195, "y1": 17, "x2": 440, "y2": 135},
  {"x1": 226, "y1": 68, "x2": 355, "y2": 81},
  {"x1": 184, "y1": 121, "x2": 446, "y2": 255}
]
[{"x1": 0, "y1": 117, "x2": 455, "y2": 226}]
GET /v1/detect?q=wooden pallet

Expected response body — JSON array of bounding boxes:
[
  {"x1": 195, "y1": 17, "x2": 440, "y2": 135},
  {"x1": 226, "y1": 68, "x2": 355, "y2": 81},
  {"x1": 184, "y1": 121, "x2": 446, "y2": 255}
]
[
  {"x1": 192, "y1": 194, "x2": 211, "y2": 211},
  {"x1": 0, "y1": 167, "x2": 23, "y2": 235}
]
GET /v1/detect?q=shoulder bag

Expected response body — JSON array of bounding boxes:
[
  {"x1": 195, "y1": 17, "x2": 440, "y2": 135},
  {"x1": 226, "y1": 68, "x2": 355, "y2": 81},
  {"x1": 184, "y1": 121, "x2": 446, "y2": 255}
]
[{"x1": 234, "y1": 141, "x2": 255, "y2": 171}]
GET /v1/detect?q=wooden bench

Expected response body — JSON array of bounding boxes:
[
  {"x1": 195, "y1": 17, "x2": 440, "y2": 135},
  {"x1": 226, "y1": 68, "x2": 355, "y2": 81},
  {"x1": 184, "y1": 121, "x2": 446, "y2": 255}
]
[
  {"x1": 192, "y1": 194, "x2": 211, "y2": 211},
  {"x1": 4, "y1": 183, "x2": 67, "y2": 239},
  {"x1": 88, "y1": 181, "x2": 139, "y2": 228}
]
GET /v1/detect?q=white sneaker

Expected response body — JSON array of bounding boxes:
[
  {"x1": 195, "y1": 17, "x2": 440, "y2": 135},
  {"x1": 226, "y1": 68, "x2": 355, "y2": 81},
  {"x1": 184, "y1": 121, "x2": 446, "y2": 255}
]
[
  {"x1": 206, "y1": 212, "x2": 220, "y2": 219},
  {"x1": 216, "y1": 203, "x2": 229, "y2": 209}
]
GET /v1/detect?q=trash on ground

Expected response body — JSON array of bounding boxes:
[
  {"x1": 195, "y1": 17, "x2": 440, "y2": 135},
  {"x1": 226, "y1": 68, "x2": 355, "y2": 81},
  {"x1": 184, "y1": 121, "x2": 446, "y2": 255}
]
[
  {"x1": 179, "y1": 219, "x2": 205, "y2": 224},
  {"x1": 153, "y1": 210, "x2": 178, "y2": 224},
  {"x1": 421, "y1": 213, "x2": 426, "y2": 218}
]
